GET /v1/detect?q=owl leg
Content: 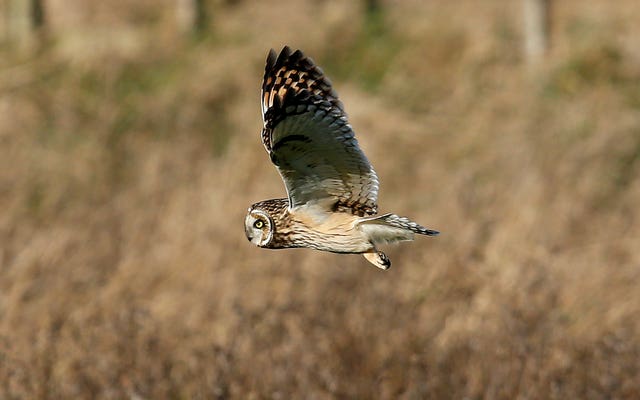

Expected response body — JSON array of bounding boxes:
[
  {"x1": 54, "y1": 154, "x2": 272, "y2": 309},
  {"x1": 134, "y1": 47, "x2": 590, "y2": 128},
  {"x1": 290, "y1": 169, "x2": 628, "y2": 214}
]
[{"x1": 363, "y1": 249, "x2": 391, "y2": 270}]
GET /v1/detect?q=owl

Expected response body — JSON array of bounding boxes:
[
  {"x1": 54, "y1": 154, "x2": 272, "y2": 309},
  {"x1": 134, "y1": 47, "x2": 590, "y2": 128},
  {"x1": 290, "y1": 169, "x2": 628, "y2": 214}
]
[{"x1": 244, "y1": 46, "x2": 438, "y2": 270}]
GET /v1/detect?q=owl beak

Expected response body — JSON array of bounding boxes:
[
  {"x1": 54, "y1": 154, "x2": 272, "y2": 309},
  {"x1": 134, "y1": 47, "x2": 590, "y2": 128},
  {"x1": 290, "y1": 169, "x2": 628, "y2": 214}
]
[
  {"x1": 244, "y1": 223, "x2": 253, "y2": 242},
  {"x1": 245, "y1": 227, "x2": 254, "y2": 243}
]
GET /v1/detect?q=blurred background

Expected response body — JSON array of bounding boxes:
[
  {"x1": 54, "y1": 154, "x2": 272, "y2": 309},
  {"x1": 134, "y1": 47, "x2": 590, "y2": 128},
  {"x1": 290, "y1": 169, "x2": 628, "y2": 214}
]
[{"x1": 1, "y1": 0, "x2": 639, "y2": 398}]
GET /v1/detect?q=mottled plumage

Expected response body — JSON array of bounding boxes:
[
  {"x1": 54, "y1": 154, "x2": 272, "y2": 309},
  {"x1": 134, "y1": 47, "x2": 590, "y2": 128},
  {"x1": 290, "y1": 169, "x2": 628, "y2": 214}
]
[{"x1": 245, "y1": 46, "x2": 438, "y2": 270}]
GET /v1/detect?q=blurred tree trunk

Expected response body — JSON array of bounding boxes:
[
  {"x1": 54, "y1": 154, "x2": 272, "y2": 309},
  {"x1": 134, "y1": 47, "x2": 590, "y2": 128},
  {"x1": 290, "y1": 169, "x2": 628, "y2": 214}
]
[
  {"x1": 363, "y1": 0, "x2": 384, "y2": 36},
  {"x1": 176, "y1": 0, "x2": 208, "y2": 37},
  {"x1": 364, "y1": 0, "x2": 380, "y2": 15},
  {"x1": 522, "y1": 0, "x2": 551, "y2": 65},
  {"x1": 5, "y1": 0, "x2": 45, "y2": 50}
]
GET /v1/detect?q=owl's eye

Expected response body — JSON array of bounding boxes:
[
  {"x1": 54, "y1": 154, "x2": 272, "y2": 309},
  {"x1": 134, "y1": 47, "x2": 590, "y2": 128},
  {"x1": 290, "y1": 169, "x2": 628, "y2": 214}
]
[{"x1": 254, "y1": 220, "x2": 264, "y2": 229}]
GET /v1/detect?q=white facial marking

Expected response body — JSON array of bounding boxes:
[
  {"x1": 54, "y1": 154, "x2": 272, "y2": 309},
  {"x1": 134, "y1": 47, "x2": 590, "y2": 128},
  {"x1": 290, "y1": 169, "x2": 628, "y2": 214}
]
[{"x1": 244, "y1": 210, "x2": 272, "y2": 247}]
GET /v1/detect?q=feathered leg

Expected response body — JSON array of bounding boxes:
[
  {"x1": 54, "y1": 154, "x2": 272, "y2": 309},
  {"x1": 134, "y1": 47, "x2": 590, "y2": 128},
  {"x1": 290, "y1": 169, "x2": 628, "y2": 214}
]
[{"x1": 363, "y1": 249, "x2": 391, "y2": 270}]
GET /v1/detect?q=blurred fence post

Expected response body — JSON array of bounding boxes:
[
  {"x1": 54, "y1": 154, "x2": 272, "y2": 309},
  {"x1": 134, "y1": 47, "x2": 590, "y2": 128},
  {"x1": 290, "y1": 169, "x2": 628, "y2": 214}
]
[
  {"x1": 522, "y1": 0, "x2": 550, "y2": 65},
  {"x1": 176, "y1": 0, "x2": 208, "y2": 37},
  {"x1": 5, "y1": 0, "x2": 45, "y2": 50}
]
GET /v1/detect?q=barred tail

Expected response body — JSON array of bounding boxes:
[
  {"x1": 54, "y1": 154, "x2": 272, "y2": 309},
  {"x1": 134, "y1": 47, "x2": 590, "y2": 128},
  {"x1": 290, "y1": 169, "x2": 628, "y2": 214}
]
[
  {"x1": 378, "y1": 214, "x2": 439, "y2": 236},
  {"x1": 358, "y1": 213, "x2": 439, "y2": 245}
]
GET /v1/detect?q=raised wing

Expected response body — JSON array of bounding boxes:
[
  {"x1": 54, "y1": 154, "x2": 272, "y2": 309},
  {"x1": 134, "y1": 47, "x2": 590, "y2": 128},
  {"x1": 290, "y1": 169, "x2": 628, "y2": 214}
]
[{"x1": 260, "y1": 46, "x2": 379, "y2": 216}]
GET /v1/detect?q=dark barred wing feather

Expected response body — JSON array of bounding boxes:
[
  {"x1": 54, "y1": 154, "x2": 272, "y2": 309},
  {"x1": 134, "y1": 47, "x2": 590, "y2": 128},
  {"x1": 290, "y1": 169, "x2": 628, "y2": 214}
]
[{"x1": 260, "y1": 46, "x2": 379, "y2": 216}]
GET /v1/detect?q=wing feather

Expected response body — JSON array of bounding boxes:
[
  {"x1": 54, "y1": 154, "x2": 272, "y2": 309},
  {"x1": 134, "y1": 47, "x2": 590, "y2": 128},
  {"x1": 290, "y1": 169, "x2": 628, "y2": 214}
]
[{"x1": 260, "y1": 46, "x2": 379, "y2": 216}]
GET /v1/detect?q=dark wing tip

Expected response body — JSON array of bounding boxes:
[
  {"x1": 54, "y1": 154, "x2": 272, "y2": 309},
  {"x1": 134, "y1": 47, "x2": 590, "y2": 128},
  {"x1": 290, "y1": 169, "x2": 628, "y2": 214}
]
[
  {"x1": 281, "y1": 45, "x2": 292, "y2": 55},
  {"x1": 266, "y1": 48, "x2": 277, "y2": 69},
  {"x1": 275, "y1": 46, "x2": 292, "y2": 67},
  {"x1": 291, "y1": 48, "x2": 304, "y2": 61}
]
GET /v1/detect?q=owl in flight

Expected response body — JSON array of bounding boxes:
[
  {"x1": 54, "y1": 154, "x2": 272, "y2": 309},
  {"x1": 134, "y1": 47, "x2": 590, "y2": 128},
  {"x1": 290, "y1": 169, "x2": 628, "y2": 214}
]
[{"x1": 244, "y1": 46, "x2": 438, "y2": 270}]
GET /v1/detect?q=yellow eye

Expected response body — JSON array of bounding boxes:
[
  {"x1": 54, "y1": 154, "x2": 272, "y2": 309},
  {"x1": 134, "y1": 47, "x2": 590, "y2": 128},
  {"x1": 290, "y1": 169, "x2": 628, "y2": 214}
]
[{"x1": 254, "y1": 220, "x2": 264, "y2": 229}]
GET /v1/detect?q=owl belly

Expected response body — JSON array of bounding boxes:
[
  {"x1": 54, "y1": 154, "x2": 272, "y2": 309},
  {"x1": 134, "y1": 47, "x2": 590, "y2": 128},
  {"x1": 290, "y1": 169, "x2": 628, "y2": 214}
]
[
  {"x1": 292, "y1": 228, "x2": 373, "y2": 254},
  {"x1": 283, "y1": 210, "x2": 374, "y2": 254}
]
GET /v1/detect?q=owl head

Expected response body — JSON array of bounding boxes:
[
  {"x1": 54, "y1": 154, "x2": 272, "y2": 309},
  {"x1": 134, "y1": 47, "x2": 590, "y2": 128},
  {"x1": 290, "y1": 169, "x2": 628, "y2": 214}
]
[
  {"x1": 244, "y1": 198, "x2": 290, "y2": 247},
  {"x1": 244, "y1": 208, "x2": 274, "y2": 247}
]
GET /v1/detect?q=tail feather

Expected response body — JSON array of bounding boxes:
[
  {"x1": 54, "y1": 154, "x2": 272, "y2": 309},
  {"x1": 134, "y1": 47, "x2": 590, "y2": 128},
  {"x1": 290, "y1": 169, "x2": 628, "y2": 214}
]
[
  {"x1": 374, "y1": 214, "x2": 439, "y2": 236},
  {"x1": 358, "y1": 213, "x2": 439, "y2": 245}
]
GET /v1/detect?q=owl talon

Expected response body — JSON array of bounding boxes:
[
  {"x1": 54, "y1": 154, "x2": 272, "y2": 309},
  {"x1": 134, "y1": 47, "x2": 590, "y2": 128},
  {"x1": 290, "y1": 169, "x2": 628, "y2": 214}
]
[{"x1": 363, "y1": 250, "x2": 391, "y2": 270}]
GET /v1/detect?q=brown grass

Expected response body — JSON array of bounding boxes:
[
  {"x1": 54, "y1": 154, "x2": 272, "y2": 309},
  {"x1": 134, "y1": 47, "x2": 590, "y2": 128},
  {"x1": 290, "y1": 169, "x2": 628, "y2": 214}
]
[{"x1": 1, "y1": 1, "x2": 640, "y2": 398}]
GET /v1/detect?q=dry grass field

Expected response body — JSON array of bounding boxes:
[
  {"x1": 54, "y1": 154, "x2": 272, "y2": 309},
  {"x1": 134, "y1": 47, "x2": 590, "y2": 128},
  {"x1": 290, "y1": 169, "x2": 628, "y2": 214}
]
[{"x1": 1, "y1": 1, "x2": 640, "y2": 398}]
